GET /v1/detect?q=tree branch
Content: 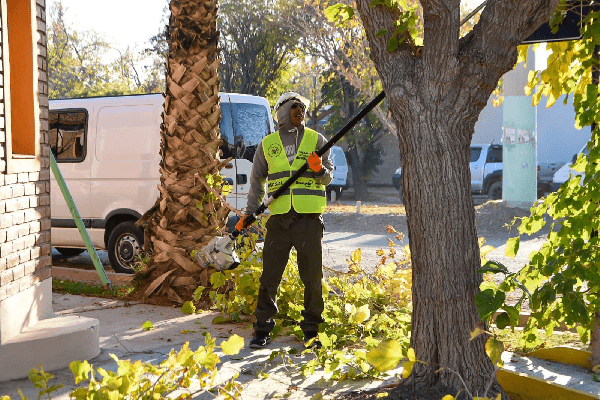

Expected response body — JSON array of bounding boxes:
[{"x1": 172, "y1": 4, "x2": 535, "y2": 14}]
[
  {"x1": 355, "y1": 0, "x2": 412, "y2": 89},
  {"x1": 460, "y1": 0, "x2": 559, "y2": 81},
  {"x1": 454, "y1": 0, "x2": 559, "y2": 116},
  {"x1": 420, "y1": 0, "x2": 461, "y2": 85}
]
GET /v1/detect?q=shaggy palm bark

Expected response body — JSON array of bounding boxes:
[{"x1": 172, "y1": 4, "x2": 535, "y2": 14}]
[
  {"x1": 355, "y1": 0, "x2": 559, "y2": 397},
  {"x1": 135, "y1": 0, "x2": 228, "y2": 304}
]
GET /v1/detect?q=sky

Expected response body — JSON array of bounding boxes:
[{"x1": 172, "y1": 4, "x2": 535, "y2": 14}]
[{"x1": 47, "y1": 0, "x2": 168, "y2": 52}]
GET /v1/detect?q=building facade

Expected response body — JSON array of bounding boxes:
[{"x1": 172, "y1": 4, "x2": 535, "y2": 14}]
[{"x1": 0, "y1": 0, "x2": 99, "y2": 382}]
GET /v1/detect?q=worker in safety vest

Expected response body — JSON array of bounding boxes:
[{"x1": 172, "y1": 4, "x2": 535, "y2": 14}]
[{"x1": 236, "y1": 92, "x2": 333, "y2": 349}]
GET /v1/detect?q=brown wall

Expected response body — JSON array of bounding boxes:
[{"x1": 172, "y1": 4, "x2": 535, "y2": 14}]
[{"x1": 0, "y1": 0, "x2": 51, "y2": 302}]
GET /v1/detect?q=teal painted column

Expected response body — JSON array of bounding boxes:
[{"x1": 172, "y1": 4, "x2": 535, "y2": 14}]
[{"x1": 502, "y1": 47, "x2": 537, "y2": 207}]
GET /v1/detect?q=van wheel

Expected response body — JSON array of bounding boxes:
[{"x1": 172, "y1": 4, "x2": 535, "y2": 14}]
[
  {"x1": 56, "y1": 247, "x2": 85, "y2": 257},
  {"x1": 336, "y1": 188, "x2": 343, "y2": 200},
  {"x1": 107, "y1": 221, "x2": 143, "y2": 274},
  {"x1": 488, "y1": 181, "x2": 502, "y2": 200}
]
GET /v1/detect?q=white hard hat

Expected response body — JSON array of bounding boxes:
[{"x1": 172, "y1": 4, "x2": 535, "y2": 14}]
[{"x1": 274, "y1": 92, "x2": 310, "y2": 111}]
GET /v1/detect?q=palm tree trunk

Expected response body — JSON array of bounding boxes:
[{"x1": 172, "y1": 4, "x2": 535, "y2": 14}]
[{"x1": 133, "y1": 0, "x2": 228, "y2": 305}]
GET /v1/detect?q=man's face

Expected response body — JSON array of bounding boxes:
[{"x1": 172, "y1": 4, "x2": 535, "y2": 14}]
[{"x1": 288, "y1": 102, "x2": 305, "y2": 127}]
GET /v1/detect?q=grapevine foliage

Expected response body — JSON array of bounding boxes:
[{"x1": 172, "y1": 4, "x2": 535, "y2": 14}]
[{"x1": 475, "y1": 5, "x2": 600, "y2": 350}]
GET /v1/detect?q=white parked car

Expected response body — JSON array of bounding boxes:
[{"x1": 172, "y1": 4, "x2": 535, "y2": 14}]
[
  {"x1": 49, "y1": 93, "x2": 274, "y2": 273},
  {"x1": 552, "y1": 142, "x2": 589, "y2": 190}
]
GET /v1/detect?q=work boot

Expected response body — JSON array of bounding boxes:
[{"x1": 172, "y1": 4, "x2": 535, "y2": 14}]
[
  {"x1": 303, "y1": 331, "x2": 321, "y2": 349},
  {"x1": 249, "y1": 331, "x2": 271, "y2": 349}
]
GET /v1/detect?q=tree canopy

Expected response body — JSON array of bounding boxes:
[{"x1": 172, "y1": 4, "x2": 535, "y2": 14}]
[{"x1": 47, "y1": 1, "x2": 162, "y2": 99}]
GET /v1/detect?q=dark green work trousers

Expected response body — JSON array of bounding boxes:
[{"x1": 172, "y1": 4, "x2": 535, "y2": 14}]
[{"x1": 254, "y1": 213, "x2": 325, "y2": 334}]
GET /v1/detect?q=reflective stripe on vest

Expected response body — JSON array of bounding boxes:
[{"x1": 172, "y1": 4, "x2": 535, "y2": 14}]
[{"x1": 262, "y1": 128, "x2": 326, "y2": 215}]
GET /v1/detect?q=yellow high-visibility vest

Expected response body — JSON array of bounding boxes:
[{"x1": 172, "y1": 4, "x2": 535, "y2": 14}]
[{"x1": 262, "y1": 128, "x2": 326, "y2": 215}]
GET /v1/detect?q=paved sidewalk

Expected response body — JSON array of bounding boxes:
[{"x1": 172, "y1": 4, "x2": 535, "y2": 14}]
[
  {"x1": 0, "y1": 294, "x2": 401, "y2": 399},
  {"x1": 1, "y1": 294, "x2": 599, "y2": 399}
]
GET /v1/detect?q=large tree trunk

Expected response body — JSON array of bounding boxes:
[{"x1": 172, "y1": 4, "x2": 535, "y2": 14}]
[
  {"x1": 355, "y1": 0, "x2": 559, "y2": 397},
  {"x1": 399, "y1": 103, "x2": 497, "y2": 394},
  {"x1": 133, "y1": 0, "x2": 229, "y2": 305}
]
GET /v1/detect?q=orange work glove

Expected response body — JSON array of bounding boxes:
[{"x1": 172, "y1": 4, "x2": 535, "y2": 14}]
[
  {"x1": 235, "y1": 215, "x2": 248, "y2": 231},
  {"x1": 307, "y1": 152, "x2": 323, "y2": 173}
]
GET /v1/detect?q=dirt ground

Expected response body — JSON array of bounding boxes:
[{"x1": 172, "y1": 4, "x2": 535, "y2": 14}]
[{"x1": 329, "y1": 186, "x2": 534, "y2": 239}]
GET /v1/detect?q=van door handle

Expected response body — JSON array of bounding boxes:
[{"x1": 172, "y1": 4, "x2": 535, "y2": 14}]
[
  {"x1": 236, "y1": 174, "x2": 247, "y2": 185},
  {"x1": 225, "y1": 163, "x2": 234, "y2": 169},
  {"x1": 224, "y1": 178, "x2": 234, "y2": 186}
]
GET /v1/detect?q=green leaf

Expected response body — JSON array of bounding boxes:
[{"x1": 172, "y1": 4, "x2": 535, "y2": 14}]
[
  {"x1": 323, "y1": 4, "x2": 344, "y2": 22},
  {"x1": 366, "y1": 340, "x2": 402, "y2": 372},
  {"x1": 477, "y1": 261, "x2": 509, "y2": 275},
  {"x1": 210, "y1": 272, "x2": 227, "y2": 288},
  {"x1": 387, "y1": 36, "x2": 399, "y2": 53},
  {"x1": 221, "y1": 334, "x2": 245, "y2": 355},
  {"x1": 141, "y1": 320, "x2": 154, "y2": 330},
  {"x1": 181, "y1": 301, "x2": 196, "y2": 315},
  {"x1": 193, "y1": 286, "x2": 205, "y2": 301},
  {"x1": 28, "y1": 367, "x2": 49, "y2": 389},
  {"x1": 495, "y1": 312, "x2": 511, "y2": 329},
  {"x1": 475, "y1": 289, "x2": 506, "y2": 321},
  {"x1": 352, "y1": 304, "x2": 371, "y2": 324},
  {"x1": 505, "y1": 237, "x2": 520, "y2": 258},
  {"x1": 485, "y1": 337, "x2": 505, "y2": 366},
  {"x1": 69, "y1": 360, "x2": 92, "y2": 384},
  {"x1": 323, "y1": 4, "x2": 354, "y2": 25},
  {"x1": 212, "y1": 316, "x2": 229, "y2": 324},
  {"x1": 407, "y1": 347, "x2": 415, "y2": 362},
  {"x1": 402, "y1": 360, "x2": 415, "y2": 379},
  {"x1": 376, "y1": 29, "x2": 389, "y2": 37},
  {"x1": 502, "y1": 305, "x2": 521, "y2": 326}
]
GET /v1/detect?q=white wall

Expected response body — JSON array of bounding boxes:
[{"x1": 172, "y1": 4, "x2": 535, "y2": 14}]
[{"x1": 473, "y1": 94, "x2": 591, "y2": 165}]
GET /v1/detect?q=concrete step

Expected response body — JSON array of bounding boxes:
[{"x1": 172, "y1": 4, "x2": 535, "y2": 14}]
[{"x1": 0, "y1": 315, "x2": 100, "y2": 382}]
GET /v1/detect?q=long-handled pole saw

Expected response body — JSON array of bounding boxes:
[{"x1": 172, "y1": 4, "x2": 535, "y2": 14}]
[{"x1": 196, "y1": 91, "x2": 386, "y2": 271}]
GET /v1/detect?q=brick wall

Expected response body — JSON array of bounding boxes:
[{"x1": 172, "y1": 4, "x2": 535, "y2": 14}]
[{"x1": 0, "y1": 0, "x2": 51, "y2": 302}]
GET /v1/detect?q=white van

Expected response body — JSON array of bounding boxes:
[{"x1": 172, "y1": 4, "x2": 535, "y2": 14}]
[
  {"x1": 551, "y1": 142, "x2": 589, "y2": 190},
  {"x1": 326, "y1": 145, "x2": 349, "y2": 201},
  {"x1": 49, "y1": 93, "x2": 274, "y2": 273}
]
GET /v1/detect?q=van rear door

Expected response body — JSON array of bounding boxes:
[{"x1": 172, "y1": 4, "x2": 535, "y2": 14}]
[{"x1": 49, "y1": 108, "x2": 93, "y2": 244}]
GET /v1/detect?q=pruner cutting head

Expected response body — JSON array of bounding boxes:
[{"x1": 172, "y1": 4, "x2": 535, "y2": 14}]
[{"x1": 195, "y1": 235, "x2": 240, "y2": 271}]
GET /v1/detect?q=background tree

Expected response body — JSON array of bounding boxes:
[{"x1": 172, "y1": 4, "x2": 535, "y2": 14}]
[
  {"x1": 334, "y1": 0, "x2": 561, "y2": 397},
  {"x1": 146, "y1": 0, "x2": 297, "y2": 100},
  {"x1": 321, "y1": 71, "x2": 384, "y2": 197},
  {"x1": 219, "y1": 0, "x2": 299, "y2": 98},
  {"x1": 48, "y1": 0, "x2": 162, "y2": 98},
  {"x1": 289, "y1": 0, "x2": 392, "y2": 198},
  {"x1": 134, "y1": 0, "x2": 229, "y2": 304}
]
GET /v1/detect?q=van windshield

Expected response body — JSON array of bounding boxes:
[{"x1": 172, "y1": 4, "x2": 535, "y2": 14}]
[
  {"x1": 220, "y1": 102, "x2": 271, "y2": 162},
  {"x1": 330, "y1": 147, "x2": 347, "y2": 167}
]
